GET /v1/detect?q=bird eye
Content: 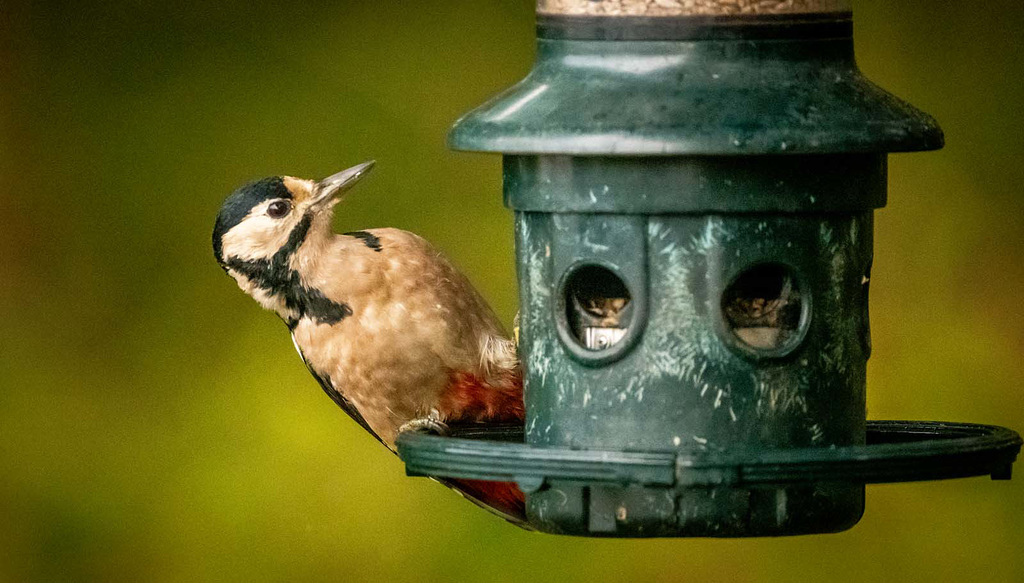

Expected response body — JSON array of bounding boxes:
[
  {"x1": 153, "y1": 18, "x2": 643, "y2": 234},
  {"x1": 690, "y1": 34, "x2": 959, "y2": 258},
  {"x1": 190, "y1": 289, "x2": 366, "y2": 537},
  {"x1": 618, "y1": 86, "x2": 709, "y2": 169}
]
[{"x1": 267, "y1": 200, "x2": 291, "y2": 219}]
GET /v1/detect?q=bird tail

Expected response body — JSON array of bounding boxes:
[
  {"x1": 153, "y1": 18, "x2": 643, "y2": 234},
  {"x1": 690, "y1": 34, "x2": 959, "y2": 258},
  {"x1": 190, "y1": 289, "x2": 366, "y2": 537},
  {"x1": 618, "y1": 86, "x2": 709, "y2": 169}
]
[
  {"x1": 434, "y1": 364, "x2": 528, "y2": 526},
  {"x1": 439, "y1": 478, "x2": 528, "y2": 527}
]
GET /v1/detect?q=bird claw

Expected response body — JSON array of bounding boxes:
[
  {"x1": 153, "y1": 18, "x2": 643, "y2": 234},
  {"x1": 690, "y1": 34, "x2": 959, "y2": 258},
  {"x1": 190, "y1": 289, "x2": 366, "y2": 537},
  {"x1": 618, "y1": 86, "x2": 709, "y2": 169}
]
[{"x1": 398, "y1": 410, "x2": 450, "y2": 436}]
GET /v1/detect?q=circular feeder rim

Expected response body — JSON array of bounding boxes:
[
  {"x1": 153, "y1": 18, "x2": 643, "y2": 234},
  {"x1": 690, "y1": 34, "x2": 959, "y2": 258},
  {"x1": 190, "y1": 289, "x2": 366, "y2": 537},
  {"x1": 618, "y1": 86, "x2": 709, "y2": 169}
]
[{"x1": 396, "y1": 421, "x2": 1021, "y2": 489}]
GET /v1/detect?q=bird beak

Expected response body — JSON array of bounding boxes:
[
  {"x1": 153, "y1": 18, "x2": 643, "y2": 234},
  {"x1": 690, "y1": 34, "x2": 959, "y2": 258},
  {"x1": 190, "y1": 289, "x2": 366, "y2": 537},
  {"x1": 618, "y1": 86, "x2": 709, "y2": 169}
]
[{"x1": 310, "y1": 160, "x2": 375, "y2": 207}]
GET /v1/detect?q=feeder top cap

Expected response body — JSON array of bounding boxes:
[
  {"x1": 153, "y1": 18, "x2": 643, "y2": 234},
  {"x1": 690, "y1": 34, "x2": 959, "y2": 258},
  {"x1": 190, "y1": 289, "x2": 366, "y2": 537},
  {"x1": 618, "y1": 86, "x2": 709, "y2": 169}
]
[{"x1": 538, "y1": 0, "x2": 852, "y2": 16}]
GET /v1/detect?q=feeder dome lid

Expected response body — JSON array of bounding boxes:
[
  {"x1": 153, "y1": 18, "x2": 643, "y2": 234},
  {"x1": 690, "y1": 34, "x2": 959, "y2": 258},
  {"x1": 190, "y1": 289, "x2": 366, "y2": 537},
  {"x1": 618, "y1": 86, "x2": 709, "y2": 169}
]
[{"x1": 449, "y1": 11, "x2": 944, "y2": 156}]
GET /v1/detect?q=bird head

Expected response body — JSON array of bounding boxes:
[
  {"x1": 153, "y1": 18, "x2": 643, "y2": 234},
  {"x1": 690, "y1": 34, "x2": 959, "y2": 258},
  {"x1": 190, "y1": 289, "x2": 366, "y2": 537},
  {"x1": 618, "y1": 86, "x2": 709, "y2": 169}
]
[{"x1": 212, "y1": 161, "x2": 375, "y2": 268}]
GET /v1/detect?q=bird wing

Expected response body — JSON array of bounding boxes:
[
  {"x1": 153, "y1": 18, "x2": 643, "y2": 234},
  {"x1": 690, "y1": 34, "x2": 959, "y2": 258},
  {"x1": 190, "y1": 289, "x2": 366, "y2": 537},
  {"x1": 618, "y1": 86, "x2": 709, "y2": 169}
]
[
  {"x1": 295, "y1": 334, "x2": 530, "y2": 525},
  {"x1": 290, "y1": 332, "x2": 390, "y2": 451},
  {"x1": 436, "y1": 476, "x2": 528, "y2": 527}
]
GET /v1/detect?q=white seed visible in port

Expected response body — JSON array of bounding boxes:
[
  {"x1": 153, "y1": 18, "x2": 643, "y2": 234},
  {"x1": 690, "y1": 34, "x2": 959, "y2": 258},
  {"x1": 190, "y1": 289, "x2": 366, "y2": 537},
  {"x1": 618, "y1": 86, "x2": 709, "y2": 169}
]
[{"x1": 538, "y1": 0, "x2": 852, "y2": 16}]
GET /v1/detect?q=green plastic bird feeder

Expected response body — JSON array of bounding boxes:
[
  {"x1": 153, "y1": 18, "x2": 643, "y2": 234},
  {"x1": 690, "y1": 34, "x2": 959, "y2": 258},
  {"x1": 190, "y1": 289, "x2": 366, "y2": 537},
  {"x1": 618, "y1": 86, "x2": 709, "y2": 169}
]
[{"x1": 397, "y1": 0, "x2": 1021, "y2": 537}]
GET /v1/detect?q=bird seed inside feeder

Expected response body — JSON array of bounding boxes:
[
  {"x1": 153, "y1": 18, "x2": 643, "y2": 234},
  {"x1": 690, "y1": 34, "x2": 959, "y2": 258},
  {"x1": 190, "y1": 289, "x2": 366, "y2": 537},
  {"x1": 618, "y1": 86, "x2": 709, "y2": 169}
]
[{"x1": 538, "y1": 0, "x2": 852, "y2": 16}]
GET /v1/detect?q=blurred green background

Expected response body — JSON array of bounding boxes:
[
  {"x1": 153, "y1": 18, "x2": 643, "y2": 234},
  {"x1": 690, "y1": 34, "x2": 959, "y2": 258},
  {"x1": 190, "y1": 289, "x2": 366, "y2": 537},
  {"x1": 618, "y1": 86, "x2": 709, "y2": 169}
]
[{"x1": 1, "y1": 0, "x2": 1022, "y2": 580}]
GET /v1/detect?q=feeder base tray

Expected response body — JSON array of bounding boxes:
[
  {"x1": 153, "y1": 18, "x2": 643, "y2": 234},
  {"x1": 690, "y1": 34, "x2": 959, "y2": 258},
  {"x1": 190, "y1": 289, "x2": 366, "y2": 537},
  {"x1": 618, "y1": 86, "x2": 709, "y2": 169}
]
[{"x1": 397, "y1": 421, "x2": 1020, "y2": 537}]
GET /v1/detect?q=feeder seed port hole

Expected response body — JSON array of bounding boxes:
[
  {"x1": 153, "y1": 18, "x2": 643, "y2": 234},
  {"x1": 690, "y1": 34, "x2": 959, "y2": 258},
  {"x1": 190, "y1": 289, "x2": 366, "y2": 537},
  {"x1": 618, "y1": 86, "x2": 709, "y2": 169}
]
[
  {"x1": 721, "y1": 262, "x2": 808, "y2": 358},
  {"x1": 564, "y1": 263, "x2": 633, "y2": 352},
  {"x1": 563, "y1": 260, "x2": 813, "y2": 358}
]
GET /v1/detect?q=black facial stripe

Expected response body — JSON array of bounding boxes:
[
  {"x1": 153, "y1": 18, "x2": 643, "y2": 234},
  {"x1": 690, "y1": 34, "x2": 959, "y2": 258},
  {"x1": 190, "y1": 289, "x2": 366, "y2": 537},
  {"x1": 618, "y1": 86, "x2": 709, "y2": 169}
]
[
  {"x1": 213, "y1": 176, "x2": 292, "y2": 264},
  {"x1": 225, "y1": 257, "x2": 353, "y2": 326},
  {"x1": 224, "y1": 212, "x2": 353, "y2": 326},
  {"x1": 276, "y1": 213, "x2": 313, "y2": 263},
  {"x1": 344, "y1": 230, "x2": 383, "y2": 252}
]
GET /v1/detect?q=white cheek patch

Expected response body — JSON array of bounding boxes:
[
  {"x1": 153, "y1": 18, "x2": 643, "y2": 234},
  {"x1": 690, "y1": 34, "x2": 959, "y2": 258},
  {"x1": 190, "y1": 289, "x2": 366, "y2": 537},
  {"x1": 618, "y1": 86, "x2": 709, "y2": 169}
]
[{"x1": 221, "y1": 204, "x2": 297, "y2": 262}]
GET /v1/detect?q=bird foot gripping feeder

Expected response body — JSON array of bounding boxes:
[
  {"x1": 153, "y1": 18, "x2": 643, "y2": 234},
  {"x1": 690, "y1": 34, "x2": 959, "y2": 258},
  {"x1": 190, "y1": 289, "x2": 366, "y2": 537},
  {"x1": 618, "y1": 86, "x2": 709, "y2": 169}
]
[{"x1": 397, "y1": 0, "x2": 1021, "y2": 537}]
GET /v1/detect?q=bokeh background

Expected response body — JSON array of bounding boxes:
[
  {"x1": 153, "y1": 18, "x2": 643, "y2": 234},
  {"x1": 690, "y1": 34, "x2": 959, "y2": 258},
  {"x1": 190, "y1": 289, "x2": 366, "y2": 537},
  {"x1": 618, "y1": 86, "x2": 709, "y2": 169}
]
[{"x1": 2, "y1": 0, "x2": 1022, "y2": 580}]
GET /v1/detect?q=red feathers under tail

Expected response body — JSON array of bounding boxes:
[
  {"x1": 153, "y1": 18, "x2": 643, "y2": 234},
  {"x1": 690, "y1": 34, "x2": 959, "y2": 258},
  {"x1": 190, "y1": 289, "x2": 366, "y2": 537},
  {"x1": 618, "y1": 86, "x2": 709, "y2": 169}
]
[
  {"x1": 437, "y1": 370, "x2": 527, "y2": 522},
  {"x1": 443, "y1": 479, "x2": 526, "y2": 523},
  {"x1": 439, "y1": 370, "x2": 525, "y2": 424}
]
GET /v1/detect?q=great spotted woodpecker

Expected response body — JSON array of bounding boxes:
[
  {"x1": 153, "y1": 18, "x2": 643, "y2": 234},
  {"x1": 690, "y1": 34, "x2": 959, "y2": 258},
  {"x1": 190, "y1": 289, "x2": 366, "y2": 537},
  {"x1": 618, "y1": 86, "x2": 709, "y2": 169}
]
[{"x1": 212, "y1": 162, "x2": 525, "y2": 522}]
